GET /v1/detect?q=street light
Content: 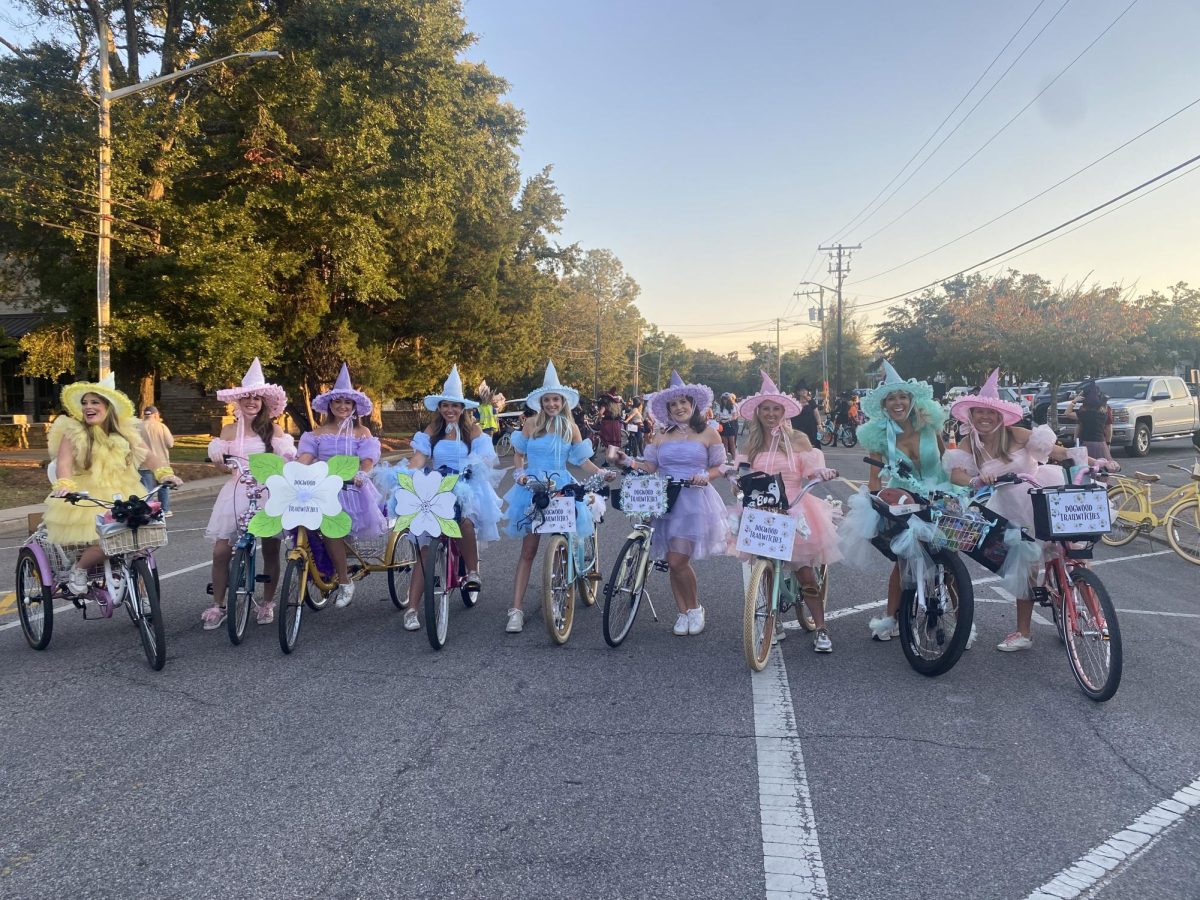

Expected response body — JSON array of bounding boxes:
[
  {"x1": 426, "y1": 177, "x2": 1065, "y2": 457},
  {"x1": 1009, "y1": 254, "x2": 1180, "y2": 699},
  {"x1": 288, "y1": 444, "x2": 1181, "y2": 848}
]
[{"x1": 96, "y1": 21, "x2": 280, "y2": 377}]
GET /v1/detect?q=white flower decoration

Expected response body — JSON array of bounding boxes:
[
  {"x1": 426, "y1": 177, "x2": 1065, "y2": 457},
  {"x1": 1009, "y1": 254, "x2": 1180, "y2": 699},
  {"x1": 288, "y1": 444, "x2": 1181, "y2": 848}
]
[
  {"x1": 264, "y1": 460, "x2": 345, "y2": 531},
  {"x1": 393, "y1": 469, "x2": 458, "y2": 537}
]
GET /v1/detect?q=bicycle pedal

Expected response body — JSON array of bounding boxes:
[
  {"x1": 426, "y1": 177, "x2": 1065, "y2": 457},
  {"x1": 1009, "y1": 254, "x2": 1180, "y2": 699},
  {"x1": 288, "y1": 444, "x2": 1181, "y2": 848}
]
[
  {"x1": 255, "y1": 574, "x2": 272, "y2": 583},
  {"x1": 206, "y1": 582, "x2": 214, "y2": 595},
  {"x1": 1031, "y1": 586, "x2": 1051, "y2": 606},
  {"x1": 653, "y1": 560, "x2": 670, "y2": 572}
]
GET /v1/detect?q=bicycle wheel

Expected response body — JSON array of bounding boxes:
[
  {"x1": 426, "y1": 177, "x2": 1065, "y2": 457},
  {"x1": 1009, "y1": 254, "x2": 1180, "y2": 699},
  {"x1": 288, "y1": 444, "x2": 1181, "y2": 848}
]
[
  {"x1": 542, "y1": 535, "x2": 574, "y2": 644},
  {"x1": 1102, "y1": 483, "x2": 1143, "y2": 547},
  {"x1": 130, "y1": 558, "x2": 166, "y2": 671},
  {"x1": 496, "y1": 431, "x2": 512, "y2": 457},
  {"x1": 743, "y1": 559, "x2": 776, "y2": 671},
  {"x1": 897, "y1": 549, "x2": 973, "y2": 677},
  {"x1": 840, "y1": 426, "x2": 858, "y2": 448},
  {"x1": 278, "y1": 557, "x2": 307, "y2": 654},
  {"x1": 15, "y1": 548, "x2": 53, "y2": 651},
  {"x1": 226, "y1": 544, "x2": 253, "y2": 645},
  {"x1": 819, "y1": 425, "x2": 835, "y2": 448},
  {"x1": 424, "y1": 539, "x2": 449, "y2": 650},
  {"x1": 387, "y1": 534, "x2": 416, "y2": 609},
  {"x1": 1062, "y1": 568, "x2": 1122, "y2": 701},
  {"x1": 576, "y1": 532, "x2": 600, "y2": 608},
  {"x1": 1164, "y1": 498, "x2": 1200, "y2": 566},
  {"x1": 603, "y1": 535, "x2": 647, "y2": 647}
]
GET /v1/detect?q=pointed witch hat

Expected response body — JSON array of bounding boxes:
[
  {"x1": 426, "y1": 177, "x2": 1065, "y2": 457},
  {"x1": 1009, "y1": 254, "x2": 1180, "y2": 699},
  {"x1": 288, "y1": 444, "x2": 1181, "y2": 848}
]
[
  {"x1": 61, "y1": 372, "x2": 136, "y2": 422},
  {"x1": 424, "y1": 365, "x2": 479, "y2": 411},
  {"x1": 215, "y1": 357, "x2": 288, "y2": 418},
  {"x1": 950, "y1": 368, "x2": 1023, "y2": 426},
  {"x1": 646, "y1": 369, "x2": 714, "y2": 425},
  {"x1": 524, "y1": 361, "x2": 581, "y2": 411},
  {"x1": 738, "y1": 370, "x2": 801, "y2": 420},
  {"x1": 311, "y1": 362, "x2": 373, "y2": 416}
]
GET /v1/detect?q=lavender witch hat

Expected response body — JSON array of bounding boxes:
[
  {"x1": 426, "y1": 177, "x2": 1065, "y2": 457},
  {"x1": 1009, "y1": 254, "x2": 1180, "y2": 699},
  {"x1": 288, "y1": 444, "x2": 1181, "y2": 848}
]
[
  {"x1": 647, "y1": 370, "x2": 714, "y2": 424},
  {"x1": 312, "y1": 362, "x2": 373, "y2": 416}
]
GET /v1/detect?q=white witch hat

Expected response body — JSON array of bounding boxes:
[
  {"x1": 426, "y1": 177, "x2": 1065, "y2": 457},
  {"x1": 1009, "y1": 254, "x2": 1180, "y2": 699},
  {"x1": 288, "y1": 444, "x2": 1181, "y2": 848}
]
[
  {"x1": 424, "y1": 365, "x2": 479, "y2": 411},
  {"x1": 525, "y1": 361, "x2": 580, "y2": 411}
]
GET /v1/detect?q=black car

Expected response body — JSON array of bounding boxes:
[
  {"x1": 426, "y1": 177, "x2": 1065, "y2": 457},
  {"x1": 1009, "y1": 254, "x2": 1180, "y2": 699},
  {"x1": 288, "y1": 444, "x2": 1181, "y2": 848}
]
[{"x1": 1031, "y1": 382, "x2": 1083, "y2": 425}]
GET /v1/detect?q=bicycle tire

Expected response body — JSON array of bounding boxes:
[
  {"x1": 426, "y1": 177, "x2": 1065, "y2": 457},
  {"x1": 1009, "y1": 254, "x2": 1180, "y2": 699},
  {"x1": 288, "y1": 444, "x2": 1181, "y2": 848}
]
[
  {"x1": 130, "y1": 558, "x2": 166, "y2": 671},
  {"x1": 387, "y1": 535, "x2": 416, "y2": 609},
  {"x1": 542, "y1": 535, "x2": 574, "y2": 644},
  {"x1": 15, "y1": 548, "x2": 53, "y2": 651},
  {"x1": 1164, "y1": 498, "x2": 1200, "y2": 566},
  {"x1": 743, "y1": 559, "x2": 776, "y2": 671},
  {"x1": 278, "y1": 557, "x2": 306, "y2": 654},
  {"x1": 819, "y1": 426, "x2": 835, "y2": 448},
  {"x1": 897, "y1": 549, "x2": 973, "y2": 677},
  {"x1": 577, "y1": 532, "x2": 600, "y2": 608},
  {"x1": 226, "y1": 544, "x2": 253, "y2": 645},
  {"x1": 1101, "y1": 483, "x2": 1143, "y2": 547},
  {"x1": 1063, "y1": 568, "x2": 1122, "y2": 701},
  {"x1": 496, "y1": 432, "x2": 512, "y2": 457},
  {"x1": 424, "y1": 540, "x2": 449, "y2": 650},
  {"x1": 603, "y1": 535, "x2": 646, "y2": 647},
  {"x1": 840, "y1": 427, "x2": 858, "y2": 448}
]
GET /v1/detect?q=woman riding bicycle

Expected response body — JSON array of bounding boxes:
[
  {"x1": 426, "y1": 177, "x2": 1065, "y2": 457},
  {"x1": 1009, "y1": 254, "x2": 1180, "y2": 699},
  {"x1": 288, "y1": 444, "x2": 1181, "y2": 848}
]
[
  {"x1": 296, "y1": 363, "x2": 386, "y2": 609},
  {"x1": 395, "y1": 365, "x2": 504, "y2": 632},
  {"x1": 503, "y1": 361, "x2": 615, "y2": 634},
  {"x1": 839, "y1": 361, "x2": 954, "y2": 642},
  {"x1": 733, "y1": 372, "x2": 841, "y2": 652},
  {"x1": 615, "y1": 370, "x2": 730, "y2": 637},
  {"x1": 944, "y1": 369, "x2": 1114, "y2": 652},
  {"x1": 201, "y1": 359, "x2": 295, "y2": 630},
  {"x1": 43, "y1": 375, "x2": 153, "y2": 597}
]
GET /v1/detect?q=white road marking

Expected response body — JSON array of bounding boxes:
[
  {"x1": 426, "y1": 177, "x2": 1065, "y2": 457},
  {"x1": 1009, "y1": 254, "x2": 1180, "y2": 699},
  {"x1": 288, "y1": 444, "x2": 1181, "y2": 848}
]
[
  {"x1": 1025, "y1": 774, "x2": 1200, "y2": 900},
  {"x1": 753, "y1": 651, "x2": 829, "y2": 899}
]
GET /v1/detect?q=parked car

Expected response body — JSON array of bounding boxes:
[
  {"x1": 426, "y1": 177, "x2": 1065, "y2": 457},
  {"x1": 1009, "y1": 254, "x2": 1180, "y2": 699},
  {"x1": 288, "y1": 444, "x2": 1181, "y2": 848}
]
[
  {"x1": 944, "y1": 386, "x2": 972, "y2": 402},
  {"x1": 1032, "y1": 382, "x2": 1083, "y2": 425},
  {"x1": 1055, "y1": 376, "x2": 1200, "y2": 457}
]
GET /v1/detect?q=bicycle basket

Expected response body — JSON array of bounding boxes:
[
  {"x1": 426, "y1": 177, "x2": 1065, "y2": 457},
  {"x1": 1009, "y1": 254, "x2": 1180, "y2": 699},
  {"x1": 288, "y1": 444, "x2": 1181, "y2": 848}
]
[
  {"x1": 98, "y1": 522, "x2": 168, "y2": 556},
  {"x1": 737, "y1": 471, "x2": 789, "y2": 512},
  {"x1": 964, "y1": 506, "x2": 1035, "y2": 573},
  {"x1": 1030, "y1": 484, "x2": 1111, "y2": 541},
  {"x1": 348, "y1": 533, "x2": 388, "y2": 561},
  {"x1": 930, "y1": 509, "x2": 991, "y2": 553}
]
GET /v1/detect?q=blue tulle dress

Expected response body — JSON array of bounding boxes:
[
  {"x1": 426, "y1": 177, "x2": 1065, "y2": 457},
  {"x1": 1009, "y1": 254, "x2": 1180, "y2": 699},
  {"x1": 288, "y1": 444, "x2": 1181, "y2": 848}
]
[
  {"x1": 502, "y1": 430, "x2": 596, "y2": 538},
  {"x1": 384, "y1": 431, "x2": 505, "y2": 544}
]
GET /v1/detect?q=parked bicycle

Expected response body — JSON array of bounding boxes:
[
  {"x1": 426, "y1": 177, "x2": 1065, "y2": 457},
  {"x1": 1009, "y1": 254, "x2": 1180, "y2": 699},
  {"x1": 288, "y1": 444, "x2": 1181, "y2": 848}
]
[
  {"x1": 1102, "y1": 452, "x2": 1200, "y2": 564},
  {"x1": 971, "y1": 467, "x2": 1122, "y2": 701},
  {"x1": 16, "y1": 489, "x2": 171, "y2": 670},
  {"x1": 820, "y1": 419, "x2": 858, "y2": 448},
  {"x1": 523, "y1": 472, "x2": 608, "y2": 644}
]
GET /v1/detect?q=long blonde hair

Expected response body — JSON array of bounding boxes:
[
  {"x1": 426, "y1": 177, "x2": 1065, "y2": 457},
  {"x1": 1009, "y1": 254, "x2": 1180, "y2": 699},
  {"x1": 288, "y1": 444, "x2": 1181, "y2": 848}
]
[
  {"x1": 741, "y1": 415, "x2": 812, "y2": 464},
  {"x1": 83, "y1": 396, "x2": 138, "y2": 469},
  {"x1": 968, "y1": 422, "x2": 1014, "y2": 465},
  {"x1": 529, "y1": 408, "x2": 573, "y2": 441}
]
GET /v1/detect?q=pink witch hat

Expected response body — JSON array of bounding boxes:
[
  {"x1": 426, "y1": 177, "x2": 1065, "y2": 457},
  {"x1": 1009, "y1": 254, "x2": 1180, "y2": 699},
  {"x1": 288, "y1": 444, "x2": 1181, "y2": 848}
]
[
  {"x1": 215, "y1": 358, "x2": 288, "y2": 419},
  {"x1": 950, "y1": 368, "x2": 1023, "y2": 426},
  {"x1": 738, "y1": 370, "x2": 801, "y2": 420}
]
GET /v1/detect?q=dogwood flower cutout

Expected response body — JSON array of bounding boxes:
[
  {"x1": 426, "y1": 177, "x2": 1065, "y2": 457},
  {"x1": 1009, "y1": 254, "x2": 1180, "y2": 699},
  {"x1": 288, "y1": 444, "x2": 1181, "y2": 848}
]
[{"x1": 392, "y1": 470, "x2": 460, "y2": 538}]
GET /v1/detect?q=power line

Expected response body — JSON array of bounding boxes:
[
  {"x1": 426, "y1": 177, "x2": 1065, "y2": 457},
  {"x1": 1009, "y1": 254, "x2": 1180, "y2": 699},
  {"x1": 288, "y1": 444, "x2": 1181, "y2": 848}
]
[
  {"x1": 861, "y1": 0, "x2": 1139, "y2": 244},
  {"x1": 848, "y1": 91, "x2": 1200, "y2": 286},
  {"x1": 826, "y1": 0, "x2": 1057, "y2": 243},
  {"x1": 853, "y1": 148, "x2": 1200, "y2": 311}
]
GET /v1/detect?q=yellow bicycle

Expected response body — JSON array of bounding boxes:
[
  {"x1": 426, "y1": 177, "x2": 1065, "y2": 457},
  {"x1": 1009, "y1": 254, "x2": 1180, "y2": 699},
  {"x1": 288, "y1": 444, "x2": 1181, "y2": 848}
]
[{"x1": 1103, "y1": 457, "x2": 1200, "y2": 565}]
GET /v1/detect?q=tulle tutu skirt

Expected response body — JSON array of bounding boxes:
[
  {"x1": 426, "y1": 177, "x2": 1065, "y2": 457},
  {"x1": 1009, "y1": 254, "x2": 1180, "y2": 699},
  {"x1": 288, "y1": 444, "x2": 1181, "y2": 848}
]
[
  {"x1": 650, "y1": 483, "x2": 730, "y2": 560},
  {"x1": 502, "y1": 482, "x2": 594, "y2": 539},
  {"x1": 205, "y1": 476, "x2": 253, "y2": 543}
]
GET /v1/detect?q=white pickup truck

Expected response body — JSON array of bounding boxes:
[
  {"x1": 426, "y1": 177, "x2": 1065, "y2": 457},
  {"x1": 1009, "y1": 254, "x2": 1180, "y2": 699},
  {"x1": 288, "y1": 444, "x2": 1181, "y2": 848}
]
[{"x1": 1060, "y1": 376, "x2": 1200, "y2": 457}]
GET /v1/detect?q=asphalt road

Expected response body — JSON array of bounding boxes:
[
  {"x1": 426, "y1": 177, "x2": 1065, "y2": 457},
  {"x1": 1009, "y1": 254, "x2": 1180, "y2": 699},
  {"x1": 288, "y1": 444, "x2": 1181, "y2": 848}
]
[{"x1": 1, "y1": 438, "x2": 1197, "y2": 899}]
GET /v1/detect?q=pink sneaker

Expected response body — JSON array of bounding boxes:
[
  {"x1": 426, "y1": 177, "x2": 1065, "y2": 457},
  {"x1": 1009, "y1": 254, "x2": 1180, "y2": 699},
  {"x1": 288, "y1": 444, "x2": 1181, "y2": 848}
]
[
  {"x1": 201, "y1": 605, "x2": 227, "y2": 630},
  {"x1": 256, "y1": 601, "x2": 275, "y2": 625},
  {"x1": 997, "y1": 631, "x2": 1033, "y2": 652}
]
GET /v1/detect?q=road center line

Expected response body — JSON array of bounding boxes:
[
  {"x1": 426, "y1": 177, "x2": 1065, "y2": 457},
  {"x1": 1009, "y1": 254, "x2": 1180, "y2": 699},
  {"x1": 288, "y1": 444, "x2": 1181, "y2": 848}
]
[
  {"x1": 752, "y1": 652, "x2": 829, "y2": 899},
  {"x1": 1025, "y1": 774, "x2": 1200, "y2": 900}
]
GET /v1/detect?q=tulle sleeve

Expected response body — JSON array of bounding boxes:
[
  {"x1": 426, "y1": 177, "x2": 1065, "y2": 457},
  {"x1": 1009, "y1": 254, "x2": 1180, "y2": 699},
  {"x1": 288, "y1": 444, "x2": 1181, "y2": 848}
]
[
  {"x1": 706, "y1": 443, "x2": 725, "y2": 467},
  {"x1": 511, "y1": 431, "x2": 529, "y2": 456},
  {"x1": 644, "y1": 442, "x2": 660, "y2": 465},
  {"x1": 271, "y1": 433, "x2": 297, "y2": 460},
  {"x1": 357, "y1": 435, "x2": 381, "y2": 463},
  {"x1": 567, "y1": 439, "x2": 593, "y2": 466},
  {"x1": 1024, "y1": 424, "x2": 1057, "y2": 464},
  {"x1": 942, "y1": 448, "x2": 976, "y2": 476},
  {"x1": 411, "y1": 431, "x2": 432, "y2": 457},
  {"x1": 795, "y1": 448, "x2": 827, "y2": 477},
  {"x1": 297, "y1": 432, "x2": 318, "y2": 458},
  {"x1": 207, "y1": 438, "x2": 228, "y2": 464},
  {"x1": 469, "y1": 434, "x2": 498, "y2": 464}
]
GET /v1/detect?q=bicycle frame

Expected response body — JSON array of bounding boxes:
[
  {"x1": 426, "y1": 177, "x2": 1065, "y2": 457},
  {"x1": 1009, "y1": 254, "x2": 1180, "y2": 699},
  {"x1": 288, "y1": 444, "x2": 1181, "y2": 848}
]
[{"x1": 1108, "y1": 469, "x2": 1199, "y2": 529}]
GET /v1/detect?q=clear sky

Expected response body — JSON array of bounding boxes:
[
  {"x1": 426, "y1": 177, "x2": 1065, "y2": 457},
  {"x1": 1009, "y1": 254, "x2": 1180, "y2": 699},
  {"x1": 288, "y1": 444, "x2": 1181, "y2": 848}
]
[{"x1": 461, "y1": 0, "x2": 1200, "y2": 355}]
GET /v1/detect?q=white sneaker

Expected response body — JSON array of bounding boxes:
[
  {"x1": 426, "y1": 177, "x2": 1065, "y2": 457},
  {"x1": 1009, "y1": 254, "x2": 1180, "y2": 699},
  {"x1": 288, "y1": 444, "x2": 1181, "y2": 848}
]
[
  {"x1": 687, "y1": 606, "x2": 705, "y2": 636},
  {"x1": 997, "y1": 631, "x2": 1033, "y2": 652},
  {"x1": 966, "y1": 623, "x2": 978, "y2": 650},
  {"x1": 773, "y1": 620, "x2": 787, "y2": 644},
  {"x1": 66, "y1": 567, "x2": 89, "y2": 597},
  {"x1": 334, "y1": 581, "x2": 355, "y2": 609},
  {"x1": 869, "y1": 615, "x2": 898, "y2": 641},
  {"x1": 813, "y1": 628, "x2": 833, "y2": 653},
  {"x1": 403, "y1": 608, "x2": 420, "y2": 631},
  {"x1": 505, "y1": 608, "x2": 524, "y2": 633},
  {"x1": 672, "y1": 613, "x2": 690, "y2": 636}
]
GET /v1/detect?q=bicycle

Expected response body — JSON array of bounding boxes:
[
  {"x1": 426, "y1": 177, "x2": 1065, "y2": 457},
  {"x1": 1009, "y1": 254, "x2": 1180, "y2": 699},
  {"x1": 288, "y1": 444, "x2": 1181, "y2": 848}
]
[
  {"x1": 970, "y1": 467, "x2": 1122, "y2": 701},
  {"x1": 16, "y1": 489, "x2": 171, "y2": 670},
  {"x1": 277, "y1": 478, "x2": 416, "y2": 654},
  {"x1": 217, "y1": 455, "x2": 276, "y2": 645},
  {"x1": 602, "y1": 473, "x2": 704, "y2": 648},
  {"x1": 737, "y1": 474, "x2": 832, "y2": 671},
  {"x1": 820, "y1": 419, "x2": 858, "y2": 448},
  {"x1": 862, "y1": 458, "x2": 976, "y2": 676},
  {"x1": 1102, "y1": 453, "x2": 1200, "y2": 564},
  {"x1": 523, "y1": 473, "x2": 609, "y2": 644}
]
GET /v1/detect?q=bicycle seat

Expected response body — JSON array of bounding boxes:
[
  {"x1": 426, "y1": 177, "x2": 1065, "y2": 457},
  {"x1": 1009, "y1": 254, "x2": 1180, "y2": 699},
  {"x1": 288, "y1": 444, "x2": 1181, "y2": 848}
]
[{"x1": 1133, "y1": 472, "x2": 1160, "y2": 483}]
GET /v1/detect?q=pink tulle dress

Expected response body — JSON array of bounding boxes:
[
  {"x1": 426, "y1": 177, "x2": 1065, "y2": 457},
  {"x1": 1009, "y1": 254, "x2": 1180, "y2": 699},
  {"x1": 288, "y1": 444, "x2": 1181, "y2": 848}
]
[
  {"x1": 942, "y1": 424, "x2": 1066, "y2": 531},
  {"x1": 734, "y1": 438, "x2": 842, "y2": 568},
  {"x1": 204, "y1": 432, "x2": 296, "y2": 543}
]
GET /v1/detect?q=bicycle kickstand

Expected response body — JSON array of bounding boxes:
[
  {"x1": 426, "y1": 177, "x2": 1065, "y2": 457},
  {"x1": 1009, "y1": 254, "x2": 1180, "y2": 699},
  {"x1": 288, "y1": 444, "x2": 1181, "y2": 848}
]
[{"x1": 644, "y1": 590, "x2": 659, "y2": 622}]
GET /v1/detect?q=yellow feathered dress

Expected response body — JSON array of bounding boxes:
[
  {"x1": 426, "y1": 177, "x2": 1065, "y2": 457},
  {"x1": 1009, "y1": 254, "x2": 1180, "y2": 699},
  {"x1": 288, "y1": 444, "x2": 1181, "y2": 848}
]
[{"x1": 42, "y1": 416, "x2": 148, "y2": 545}]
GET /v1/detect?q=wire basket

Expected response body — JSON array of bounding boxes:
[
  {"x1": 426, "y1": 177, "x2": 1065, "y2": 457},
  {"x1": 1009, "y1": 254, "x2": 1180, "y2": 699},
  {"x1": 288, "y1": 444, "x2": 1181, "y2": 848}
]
[
  {"x1": 931, "y1": 511, "x2": 991, "y2": 553},
  {"x1": 98, "y1": 522, "x2": 168, "y2": 557},
  {"x1": 32, "y1": 526, "x2": 89, "y2": 581},
  {"x1": 348, "y1": 534, "x2": 388, "y2": 562}
]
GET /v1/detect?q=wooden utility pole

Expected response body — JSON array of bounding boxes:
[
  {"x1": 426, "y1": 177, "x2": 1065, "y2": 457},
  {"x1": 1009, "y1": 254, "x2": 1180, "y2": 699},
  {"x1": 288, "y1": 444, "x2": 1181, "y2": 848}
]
[{"x1": 818, "y1": 243, "x2": 860, "y2": 397}]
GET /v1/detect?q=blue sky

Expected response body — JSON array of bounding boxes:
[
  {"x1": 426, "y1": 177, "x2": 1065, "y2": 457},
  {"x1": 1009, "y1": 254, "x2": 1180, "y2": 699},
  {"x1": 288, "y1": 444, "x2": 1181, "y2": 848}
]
[{"x1": 461, "y1": 0, "x2": 1200, "y2": 353}]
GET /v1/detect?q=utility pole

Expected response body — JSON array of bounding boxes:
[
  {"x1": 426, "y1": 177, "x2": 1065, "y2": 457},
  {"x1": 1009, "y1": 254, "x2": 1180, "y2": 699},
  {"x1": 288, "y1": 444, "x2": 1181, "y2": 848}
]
[
  {"x1": 633, "y1": 325, "x2": 641, "y2": 397},
  {"x1": 656, "y1": 350, "x2": 663, "y2": 391},
  {"x1": 796, "y1": 288, "x2": 829, "y2": 406},
  {"x1": 775, "y1": 318, "x2": 782, "y2": 383},
  {"x1": 593, "y1": 296, "x2": 601, "y2": 403},
  {"x1": 818, "y1": 243, "x2": 860, "y2": 398},
  {"x1": 97, "y1": 17, "x2": 112, "y2": 378}
]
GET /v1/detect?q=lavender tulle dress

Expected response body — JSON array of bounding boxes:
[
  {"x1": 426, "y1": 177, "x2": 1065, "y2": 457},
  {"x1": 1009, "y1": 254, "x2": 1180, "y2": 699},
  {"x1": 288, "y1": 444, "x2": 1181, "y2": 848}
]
[
  {"x1": 296, "y1": 431, "x2": 387, "y2": 539},
  {"x1": 644, "y1": 438, "x2": 730, "y2": 560}
]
